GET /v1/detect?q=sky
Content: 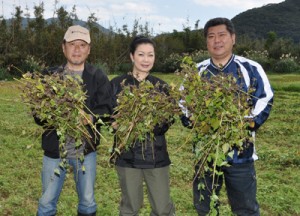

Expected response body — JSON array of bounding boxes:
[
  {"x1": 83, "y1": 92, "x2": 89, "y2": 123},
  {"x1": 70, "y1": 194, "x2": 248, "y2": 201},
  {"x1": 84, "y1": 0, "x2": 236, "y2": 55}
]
[{"x1": 1, "y1": 0, "x2": 284, "y2": 34}]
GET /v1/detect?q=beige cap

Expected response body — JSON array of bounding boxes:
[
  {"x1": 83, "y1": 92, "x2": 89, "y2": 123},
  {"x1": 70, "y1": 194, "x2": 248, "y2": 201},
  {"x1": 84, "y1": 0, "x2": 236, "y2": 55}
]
[{"x1": 64, "y1": 25, "x2": 91, "y2": 44}]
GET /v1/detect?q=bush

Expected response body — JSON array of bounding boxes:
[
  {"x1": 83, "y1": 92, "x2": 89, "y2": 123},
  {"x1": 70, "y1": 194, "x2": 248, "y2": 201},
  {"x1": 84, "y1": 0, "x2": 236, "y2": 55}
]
[
  {"x1": 160, "y1": 50, "x2": 210, "y2": 73},
  {"x1": 273, "y1": 59, "x2": 300, "y2": 73},
  {"x1": 21, "y1": 55, "x2": 46, "y2": 73},
  {"x1": 242, "y1": 50, "x2": 272, "y2": 71},
  {"x1": 190, "y1": 50, "x2": 210, "y2": 63},
  {"x1": 161, "y1": 53, "x2": 182, "y2": 73},
  {"x1": 94, "y1": 61, "x2": 111, "y2": 74},
  {"x1": 272, "y1": 54, "x2": 300, "y2": 73},
  {"x1": 0, "y1": 67, "x2": 13, "y2": 80},
  {"x1": 113, "y1": 63, "x2": 132, "y2": 74}
]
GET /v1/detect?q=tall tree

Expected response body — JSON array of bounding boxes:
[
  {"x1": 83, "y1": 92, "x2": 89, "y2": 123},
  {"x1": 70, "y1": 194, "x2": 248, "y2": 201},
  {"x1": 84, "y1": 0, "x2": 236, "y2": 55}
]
[
  {"x1": 0, "y1": 19, "x2": 8, "y2": 66},
  {"x1": 265, "y1": 31, "x2": 277, "y2": 50},
  {"x1": 56, "y1": 6, "x2": 73, "y2": 29}
]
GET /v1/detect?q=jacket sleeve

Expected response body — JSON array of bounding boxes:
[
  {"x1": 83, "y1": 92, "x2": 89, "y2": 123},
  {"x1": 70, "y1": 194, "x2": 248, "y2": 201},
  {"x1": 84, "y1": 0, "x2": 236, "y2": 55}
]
[
  {"x1": 249, "y1": 64, "x2": 274, "y2": 130},
  {"x1": 110, "y1": 77, "x2": 121, "y2": 110},
  {"x1": 87, "y1": 70, "x2": 113, "y2": 123}
]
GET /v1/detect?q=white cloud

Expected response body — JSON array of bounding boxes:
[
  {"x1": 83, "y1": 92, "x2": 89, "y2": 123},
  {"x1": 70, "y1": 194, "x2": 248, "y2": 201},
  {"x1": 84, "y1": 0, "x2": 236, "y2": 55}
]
[
  {"x1": 192, "y1": 0, "x2": 284, "y2": 10},
  {"x1": 0, "y1": 0, "x2": 285, "y2": 33},
  {"x1": 110, "y1": 2, "x2": 154, "y2": 14},
  {"x1": 139, "y1": 15, "x2": 187, "y2": 33}
]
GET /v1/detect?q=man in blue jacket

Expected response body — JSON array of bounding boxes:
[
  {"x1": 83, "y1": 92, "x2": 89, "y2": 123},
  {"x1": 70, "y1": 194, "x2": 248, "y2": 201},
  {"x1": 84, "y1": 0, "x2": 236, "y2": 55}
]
[
  {"x1": 35, "y1": 25, "x2": 112, "y2": 216},
  {"x1": 181, "y1": 17, "x2": 274, "y2": 215}
]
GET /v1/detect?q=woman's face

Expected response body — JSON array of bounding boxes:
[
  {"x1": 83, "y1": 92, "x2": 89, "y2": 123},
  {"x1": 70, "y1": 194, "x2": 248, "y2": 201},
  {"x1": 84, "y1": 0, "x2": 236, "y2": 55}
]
[{"x1": 130, "y1": 43, "x2": 155, "y2": 74}]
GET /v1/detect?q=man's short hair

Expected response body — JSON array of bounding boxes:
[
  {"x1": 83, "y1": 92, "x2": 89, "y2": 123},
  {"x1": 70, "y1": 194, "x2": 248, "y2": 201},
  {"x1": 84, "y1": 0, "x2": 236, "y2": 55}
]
[{"x1": 204, "y1": 17, "x2": 236, "y2": 38}]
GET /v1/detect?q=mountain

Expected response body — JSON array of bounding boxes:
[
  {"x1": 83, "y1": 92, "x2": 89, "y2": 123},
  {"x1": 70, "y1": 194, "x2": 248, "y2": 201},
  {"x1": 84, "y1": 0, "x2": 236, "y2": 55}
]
[
  {"x1": 231, "y1": 0, "x2": 300, "y2": 42},
  {"x1": 7, "y1": 17, "x2": 111, "y2": 34}
]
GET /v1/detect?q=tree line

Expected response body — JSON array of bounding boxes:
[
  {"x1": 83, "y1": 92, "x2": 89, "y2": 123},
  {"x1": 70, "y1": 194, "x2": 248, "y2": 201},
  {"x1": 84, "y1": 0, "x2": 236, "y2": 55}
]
[{"x1": 1, "y1": 2, "x2": 300, "y2": 80}]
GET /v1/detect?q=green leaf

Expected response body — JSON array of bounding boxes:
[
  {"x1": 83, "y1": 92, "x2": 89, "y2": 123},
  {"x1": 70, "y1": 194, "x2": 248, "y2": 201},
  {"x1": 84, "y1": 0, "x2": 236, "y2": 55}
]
[
  {"x1": 210, "y1": 118, "x2": 220, "y2": 131},
  {"x1": 228, "y1": 150, "x2": 234, "y2": 158},
  {"x1": 114, "y1": 148, "x2": 121, "y2": 154},
  {"x1": 80, "y1": 155, "x2": 84, "y2": 162},
  {"x1": 211, "y1": 193, "x2": 219, "y2": 201},
  {"x1": 52, "y1": 85, "x2": 58, "y2": 92},
  {"x1": 54, "y1": 168, "x2": 60, "y2": 176},
  {"x1": 205, "y1": 99, "x2": 211, "y2": 107},
  {"x1": 222, "y1": 143, "x2": 230, "y2": 153},
  {"x1": 141, "y1": 97, "x2": 147, "y2": 103},
  {"x1": 118, "y1": 125, "x2": 128, "y2": 133},
  {"x1": 36, "y1": 84, "x2": 44, "y2": 91},
  {"x1": 185, "y1": 95, "x2": 192, "y2": 104}
]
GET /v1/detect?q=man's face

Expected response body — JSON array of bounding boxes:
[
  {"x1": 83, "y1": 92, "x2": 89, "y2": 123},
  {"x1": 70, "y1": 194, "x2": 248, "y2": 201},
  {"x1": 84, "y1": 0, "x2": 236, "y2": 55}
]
[
  {"x1": 206, "y1": 24, "x2": 235, "y2": 63},
  {"x1": 62, "y1": 40, "x2": 90, "y2": 67}
]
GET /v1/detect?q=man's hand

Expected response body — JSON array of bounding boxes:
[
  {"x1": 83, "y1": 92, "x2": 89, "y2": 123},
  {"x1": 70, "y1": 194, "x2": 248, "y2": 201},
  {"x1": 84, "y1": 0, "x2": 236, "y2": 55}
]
[
  {"x1": 111, "y1": 121, "x2": 119, "y2": 130},
  {"x1": 249, "y1": 120, "x2": 255, "y2": 129},
  {"x1": 180, "y1": 115, "x2": 193, "y2": 129},
  {"x1": 247, "y1": 118, "x2": 257, "y2": 131}
]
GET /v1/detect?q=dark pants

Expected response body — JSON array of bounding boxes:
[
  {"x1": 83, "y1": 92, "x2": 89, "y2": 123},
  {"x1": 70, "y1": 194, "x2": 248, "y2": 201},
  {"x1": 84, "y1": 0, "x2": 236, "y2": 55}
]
[{"x1": 193, "y1": 162, "x2": 260, "y2": 216}]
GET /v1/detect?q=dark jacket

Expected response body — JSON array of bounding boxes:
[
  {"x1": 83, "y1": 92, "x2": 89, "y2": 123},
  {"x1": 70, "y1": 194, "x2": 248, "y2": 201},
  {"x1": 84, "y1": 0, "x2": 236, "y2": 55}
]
[
  {"x1": 34, "y1": 63, "x2": 113, "y2": 158},
  {"x1": 110, "y1": 73, "x2": 172, "y2": 168}
]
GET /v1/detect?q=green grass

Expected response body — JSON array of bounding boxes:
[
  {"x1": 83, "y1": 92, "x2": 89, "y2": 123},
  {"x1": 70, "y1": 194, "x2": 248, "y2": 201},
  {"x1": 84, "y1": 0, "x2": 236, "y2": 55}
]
[
  {"x1": 0, "y1": 73, "x2": 299, "y2": 216},
  {"x1": 268, "y1": 73, "x2": 300, "y2": 92}
]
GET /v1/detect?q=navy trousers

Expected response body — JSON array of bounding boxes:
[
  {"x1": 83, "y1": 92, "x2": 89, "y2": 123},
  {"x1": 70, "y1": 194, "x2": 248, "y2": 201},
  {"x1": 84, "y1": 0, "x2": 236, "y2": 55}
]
[{"x1": 193, "y1": 162, "x2": 260, "y2": 216}]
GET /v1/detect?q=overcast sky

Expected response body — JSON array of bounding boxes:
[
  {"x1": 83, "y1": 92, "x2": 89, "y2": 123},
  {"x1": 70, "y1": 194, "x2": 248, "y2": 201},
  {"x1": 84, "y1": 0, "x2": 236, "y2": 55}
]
[{"x1": 1, "y1": 0, "x2": 284, "y2": 34}]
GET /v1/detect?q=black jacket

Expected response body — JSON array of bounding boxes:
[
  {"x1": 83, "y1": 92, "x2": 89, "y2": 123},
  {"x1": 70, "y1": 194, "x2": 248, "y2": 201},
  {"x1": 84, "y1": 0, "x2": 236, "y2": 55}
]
[
  {"x1": 34, "y1": 63, "x2": 113, "y2": 158},
  {"x1": 110, "y1": 73, "x2": 172, "y2": 168}
]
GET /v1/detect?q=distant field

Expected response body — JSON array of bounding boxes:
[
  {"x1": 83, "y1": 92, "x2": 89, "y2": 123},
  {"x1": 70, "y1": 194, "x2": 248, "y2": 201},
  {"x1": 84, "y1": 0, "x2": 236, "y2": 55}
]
[
  {"x1": 0, "y1": 73, "x2": 299, "y2": 215},
  {"x1": 268, "y1": 73, "x2": 300, "y2": 92}
]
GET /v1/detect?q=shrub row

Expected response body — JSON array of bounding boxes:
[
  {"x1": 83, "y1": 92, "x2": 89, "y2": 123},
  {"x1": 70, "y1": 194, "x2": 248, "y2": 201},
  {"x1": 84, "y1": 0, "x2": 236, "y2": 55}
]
[{"x1": 1, "y1": 50, "x2": 300, "y2": 80}]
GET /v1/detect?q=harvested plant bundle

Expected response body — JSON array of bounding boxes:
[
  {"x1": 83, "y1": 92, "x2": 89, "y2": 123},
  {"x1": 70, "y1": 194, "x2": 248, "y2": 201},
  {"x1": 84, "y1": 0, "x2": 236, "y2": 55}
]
[
  {"x1": 111, "y1": 79, "x2": 179, "y2": 157},
  {"x1": 18, "y1": 72, "x2": 101, "y2": 172},
  {"x1": 179, "y1": 57, "x2": 254, "y2": 208}
]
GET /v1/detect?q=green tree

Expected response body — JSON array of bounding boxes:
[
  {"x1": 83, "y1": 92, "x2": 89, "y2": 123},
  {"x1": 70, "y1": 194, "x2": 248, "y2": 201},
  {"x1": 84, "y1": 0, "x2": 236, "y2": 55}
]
[
  {"x1": 0, "y1": 19, "x2": 9, "y2": 66},
  {"x1": 268, "y1": 37, "x2": 295, "y2": 59},
  {"x1": 5, "y1": 6, "x2": 25, "y2": 75},
  {"x1": 56, "y1": 6, "x2": 73, "y2": 29},
  {"x1": 265, "y1": 31, "x2": 277, "y2": 50}
]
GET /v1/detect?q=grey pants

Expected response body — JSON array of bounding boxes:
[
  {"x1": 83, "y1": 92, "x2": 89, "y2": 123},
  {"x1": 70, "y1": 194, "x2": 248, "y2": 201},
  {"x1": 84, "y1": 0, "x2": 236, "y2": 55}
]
[{"x1": 116, "y1": 166, "x2": 176, "y2": 216}]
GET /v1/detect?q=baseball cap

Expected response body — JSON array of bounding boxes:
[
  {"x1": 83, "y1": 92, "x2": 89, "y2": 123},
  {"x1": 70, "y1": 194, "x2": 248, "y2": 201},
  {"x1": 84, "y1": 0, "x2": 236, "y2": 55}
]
[{"x1": 64, "y1": 25, "x2": 91, "y2": 44}]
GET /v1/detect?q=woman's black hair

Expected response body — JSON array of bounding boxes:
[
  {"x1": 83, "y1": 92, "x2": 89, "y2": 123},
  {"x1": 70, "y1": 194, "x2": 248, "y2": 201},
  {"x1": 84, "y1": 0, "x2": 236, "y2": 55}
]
[{"x1": 129, "y1": 35, "x2": 156, "y2": 54}]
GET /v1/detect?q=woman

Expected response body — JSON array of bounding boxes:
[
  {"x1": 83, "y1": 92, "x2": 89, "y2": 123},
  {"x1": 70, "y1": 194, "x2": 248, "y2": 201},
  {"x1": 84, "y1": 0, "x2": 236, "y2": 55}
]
[{"x1": 110, "y1": 35, "x2": 176, "y2": 216}]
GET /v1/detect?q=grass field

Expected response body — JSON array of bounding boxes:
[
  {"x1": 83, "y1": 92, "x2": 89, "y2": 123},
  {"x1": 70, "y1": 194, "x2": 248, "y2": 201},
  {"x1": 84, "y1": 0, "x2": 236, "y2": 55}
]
[{"x1": 0, "y1": 73, "x2": 299, "y2": 216}]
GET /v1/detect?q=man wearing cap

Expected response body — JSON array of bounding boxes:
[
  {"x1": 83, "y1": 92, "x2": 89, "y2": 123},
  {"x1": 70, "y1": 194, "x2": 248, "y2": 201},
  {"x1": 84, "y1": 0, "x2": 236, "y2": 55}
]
[{"x1": 35, "y1": 25, "x2": 113, "y2": 216}]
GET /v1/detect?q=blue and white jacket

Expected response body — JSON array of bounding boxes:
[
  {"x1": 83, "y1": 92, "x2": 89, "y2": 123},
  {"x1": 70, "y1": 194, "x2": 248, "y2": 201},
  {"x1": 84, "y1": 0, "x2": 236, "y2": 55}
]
[{"x1": 187, "y1": 54, "x2": 274, "y2": 164}]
